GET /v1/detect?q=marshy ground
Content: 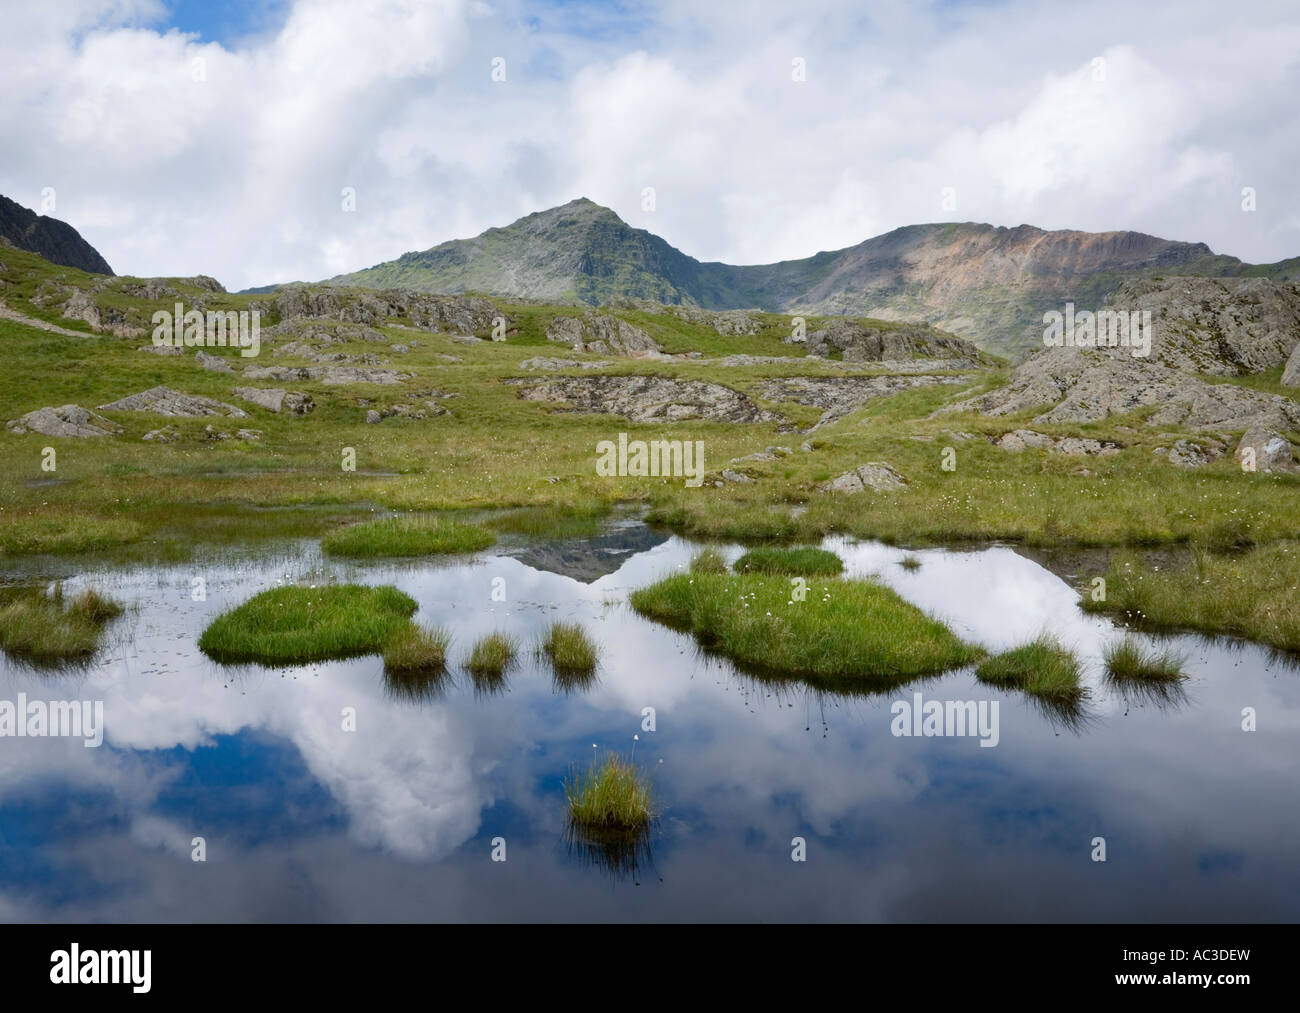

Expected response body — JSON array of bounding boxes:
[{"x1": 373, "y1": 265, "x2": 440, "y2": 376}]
[{"x1": 3, "y1": 247, "x2": 1300, "y2": 920}]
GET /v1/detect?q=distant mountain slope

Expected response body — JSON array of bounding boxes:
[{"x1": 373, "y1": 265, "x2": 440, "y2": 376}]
[
  {"x1": 327, "y1": 199, "x2": 1299, "y2": 357},
  {"x1": 0, "y1": 194, "x2": 113, "y2": 275},
  {"x1": 332, "y1": 198, "x2": 708, "y2": 306}
]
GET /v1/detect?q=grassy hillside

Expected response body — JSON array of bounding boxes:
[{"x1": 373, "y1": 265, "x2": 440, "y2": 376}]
[{"x1": 1, "y1": 243, "x2": 1298, "y2": 570}]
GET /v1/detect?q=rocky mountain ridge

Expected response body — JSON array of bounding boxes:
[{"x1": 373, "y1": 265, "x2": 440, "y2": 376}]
[{"x1": 327, "y1": 198, "x2": 1300, "y2": 356}]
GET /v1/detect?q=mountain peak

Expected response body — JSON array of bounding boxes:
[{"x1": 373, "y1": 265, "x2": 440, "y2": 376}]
[{"x1": 530, "y1": 196, "x2": 624, "y2": 223}]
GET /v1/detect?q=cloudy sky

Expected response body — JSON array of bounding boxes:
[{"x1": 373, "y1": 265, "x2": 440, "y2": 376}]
[{"x1": 2, "y1": 0, "x2": 1297, "y2": 290}]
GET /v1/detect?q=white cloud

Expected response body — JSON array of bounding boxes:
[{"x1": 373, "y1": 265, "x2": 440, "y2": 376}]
[{"x1": 0, "y1": 0, "x2": 1297, "y2": 289}]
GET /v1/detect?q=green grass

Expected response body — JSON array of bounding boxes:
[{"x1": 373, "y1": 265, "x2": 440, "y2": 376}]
[
  {"x1": 466, "y1": 631, "x2": 518, "y2": 678},
  {"x1": 3, "y1": 241, "x2": 1300, "y2": 578},
  {"x1": 689, "y1": 547, "x2": 729, "y2": 574},
  {"x1": 321, "y1": 515, "x2": 494, "y2": 557},
  {"x1": 1102, "y1": 636, "x2": 1188, "y2": 683},
  {"x1": 540, "y1": 620, "x2": 600, "y2": 676},
  {"x1": 1082, "y1": 543, "x2": 1300, "y2": 651},
  {"x1": 0, "y1": 585, "x2": 124, "y2": 663},
  {"x1": 0, "y1": 510, "x2": 146, "y2": 555},
  {"x1": 198, "y1": 584, "x2": 417, "y2": 664},
  {"x1": 899, "y1": 555, "x2": 922, "y2": 571},
  {"x1": 565, "y1": 752, "x2": 653, "y2": 834},
  {"x1": 732, "y1": 545, "x2": 843, "y2": 576},
  {"x1": 485, "y1": 502, "x2": 607, "y2": 539},
  {"x1": 382, "y1": 623, "x2": 451, "y2": 675},
  {"x1": 975, "y1": 636, "x2": 1084, "y2": 704},
  {"x1": 630, "y1": 572, "x2": 981, "y2": 686}
]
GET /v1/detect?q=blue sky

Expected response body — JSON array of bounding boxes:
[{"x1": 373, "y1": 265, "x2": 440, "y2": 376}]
[{"x1": 158, "y1": 0, "x2": 291, "y2": 46}]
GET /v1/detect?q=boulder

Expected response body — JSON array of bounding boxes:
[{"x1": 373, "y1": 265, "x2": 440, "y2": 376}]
[
  {"x1": 1235, "y1": 428, "x2": 1300, "y2": 474},
  {"x1": 996, "y1": 429, "x2": 1055, "y2": 451},
  {"x1": 819, "y1": 463, "x2": 907, "y2": 492},
  {"x1": 195, "y1": 350, "x2": 235, "y2": 374},
  {"x1": 1168, "y1": 438, "x2": 1223, "y2": 468},
  {"x1": 233, "y1": 387, "x2": 314, "y2": 415},
  {"x1": 7, "y1": 404, "x2": 121, "y2": 437}
]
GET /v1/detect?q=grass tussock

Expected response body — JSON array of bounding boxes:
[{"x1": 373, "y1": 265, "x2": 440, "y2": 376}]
[
  {"x1": 733, "y1": 545, "x2": 843, "y2": 576},
  {"x1": 198, "y1": 584, "x2": 417, "y2": 664},
  {"x1": 629, "y1": 572, "x2": 981, "y2": 685},
  {"x1": 689, "y1": 547, "x2": 729, "y2": 574},
  {"x1": 976, "y1": 636, "x2": 1083, "y2": 703},
  {"x1": 467, "y1": 631, "x2": 519, "y2": 679},
  {"x1": 1102, "y1": 636, "x2": 1187, "y2": 683},
  {"x1": 382, "y1": 623, "x2": 451, "y2": 676},
  {"x1": 321, "y1": 515, "x2": 494, "y2": 558},
  {"x1": 0, "y1": 585, "x2": 124, "y2": 663},
  {"x1": 540, "y1": 620, "x2": 600, "y2": 676},
  {"x1": 486, "y1": 502, "x2": 607, "y2": 539},
  {"x1": 565, "y1": 753, "x2": 653, "y2": 834},
  {"x1": 1082, "y1": 543, "x2": 1300, "y2": 652}
]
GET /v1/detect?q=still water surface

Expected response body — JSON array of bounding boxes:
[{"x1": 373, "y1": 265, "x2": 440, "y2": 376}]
[{"x1": 1, "y1": 525, "x2": 1296, "y2": 921}]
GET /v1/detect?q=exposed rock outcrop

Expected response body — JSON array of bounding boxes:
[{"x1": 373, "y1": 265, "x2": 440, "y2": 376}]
[
  {"x1": 99, "y1": 386, "x2": 248, "y2": 418},
  {"x1": 7, "y1": 405, "x2": 122, "y2": 437},
  {"x1": 1283, "y1": 341, "x2": 1300, "y2": 387},
  {"x1": 274, "y1": 287, "x2": 504, "y2": 335},
  {"x1": 519, "y1": 356, "x2": 613, "y2": 371},
  {"x1": 507, "y1": 375, "x2": 775, "y2": 424},
  {"x1": 1107, "y1": 276, "x2": 1300, "y2": 374},
  {"x1": 802, "y1": 319, "x2": 989, "y2": 366},
  {"x1": 264, "y1": 319, "x2": 388, "y2": 347},
  {"x1": 233, "y1": 387, "x2": 314, "y2": 415},
  {"x1": 994, "y1": 429, "x2": 1120, "y2": 455},
  {"x1": 818, "y1": 463, "x2": 907, "y2": 492},
  {"x1": 937, "y1": 347, "x2": 1300, "y2": 432},
  {"x1": 603, "y1": 297, "x2": 762, "y2": 335},
  {"x1": 545, "y1": 313, "x2": 661, "y2": 356},
  {"x1": 760, "y1": 374, "x2": 970, "y2": 429},
  {"x1": 242, "y1": 364, "x2": 406, "y2": 385}
]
